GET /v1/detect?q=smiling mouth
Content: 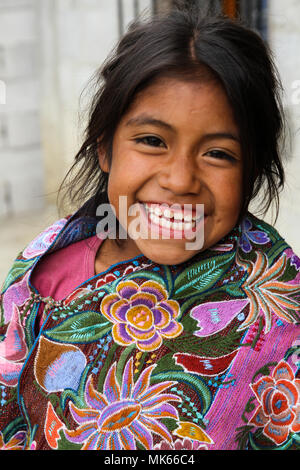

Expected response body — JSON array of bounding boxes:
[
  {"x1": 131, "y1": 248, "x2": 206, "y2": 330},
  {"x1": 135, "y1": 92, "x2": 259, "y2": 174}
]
[{"x1": 139, "y1": 202, "x2": 205, "y2": 234}]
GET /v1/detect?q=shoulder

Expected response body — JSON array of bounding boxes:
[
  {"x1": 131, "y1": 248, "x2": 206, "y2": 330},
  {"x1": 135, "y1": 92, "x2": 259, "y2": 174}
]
[
  {"x1": 22, "y1": 218, "x2": 70, "y2": 261},
  {"x1": 240, "y1": 212, "x2": 299, "y2": 258},
  {"x1": 238, "y1": 213, "x2": 300, "y2": 296},
  {"x1": 242, "y1": 213, "x2": 286, "y2": 242},
  {"x1": 1, "y1": 212, "x2": 99, "y2": 296},
  {"x1": 0, "y1": 213, "x2": 98, "y2": 327},
  {"x1": 1, "y1": 218, "x2": 70, "y2": 296}
]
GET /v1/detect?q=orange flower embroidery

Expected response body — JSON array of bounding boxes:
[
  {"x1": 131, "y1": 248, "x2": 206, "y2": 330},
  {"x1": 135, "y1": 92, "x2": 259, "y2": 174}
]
[
  {"x1": 0, "y1": 430, "x2": 26, "y2": 450},
  {"x1": 249, "y1": 361, "x2": 300, "y2": 445},
  {"x1": 100, "y1": 280, "x2": 182, "y2": 351},
  {"x1": 237, "y1": 252, "x2": 300, "y2": 332}
]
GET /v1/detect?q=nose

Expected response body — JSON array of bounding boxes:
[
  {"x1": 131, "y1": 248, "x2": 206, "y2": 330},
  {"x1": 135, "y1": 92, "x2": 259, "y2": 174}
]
[{"x1": 158, "y1": 151, "x2": 200, "y2": 195}]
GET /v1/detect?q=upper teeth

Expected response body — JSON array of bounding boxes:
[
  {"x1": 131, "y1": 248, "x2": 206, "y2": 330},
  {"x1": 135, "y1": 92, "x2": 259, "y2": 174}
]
[{"x1": 144, "y1": 203, "x2": 198, "y2": 222}]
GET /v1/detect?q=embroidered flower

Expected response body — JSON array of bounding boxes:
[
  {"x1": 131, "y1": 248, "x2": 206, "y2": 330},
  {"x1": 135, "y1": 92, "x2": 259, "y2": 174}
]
[
  {"x1": 237, "y1": 252, "x2": 300, "y2": 332},
  {"x1": 95, "y1": 263, "x2": 153, "y2": 290},
  {"x1": 22, "y1": 219, "x2": 67, "y2": 259},
  {"x1": 291, "y1": 254, "x2": 300, "y2": 272},
  {"x1": 100, "y1": 280, "x2": 183, "y2": 352},
  {"x1": 2, "y1": 271, "x2": 31, "y2": 324},
  {"x1": 0, "y1": 304, "x2": 28, "y2": 387},
  {"x1": 249, "y1": 361, "x2": 300, "y2": 445},
  {"x1": 0, "y1": 430, "x2": 27, "y2": 450},
  {"x1": 154, "y1": 438, "x2": 207, "y2": 450},
  {"x1": 291, "y1": 337, "x2": 300, "y2": 367},
  {"x1": 64, "y1": 357, "x2": 180, "y2": 450},
  {"x1": 239, "y1": 218, "x2": 270, "y2": 254}
]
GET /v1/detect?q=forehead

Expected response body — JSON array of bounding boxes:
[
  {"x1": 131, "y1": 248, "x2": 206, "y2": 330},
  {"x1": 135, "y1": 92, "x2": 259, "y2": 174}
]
[{"x1": 121, "y1": 77, "x2": 238, "y2": 131}]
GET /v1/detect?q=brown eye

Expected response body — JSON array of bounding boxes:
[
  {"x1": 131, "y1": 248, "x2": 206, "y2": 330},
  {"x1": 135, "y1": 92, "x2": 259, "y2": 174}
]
[
  {"x1": 135, "y1": 136, "x2": 166, "y2": 148},
  {"x1": 205, "y1": 150, "x2": 236, "y2": 162}
]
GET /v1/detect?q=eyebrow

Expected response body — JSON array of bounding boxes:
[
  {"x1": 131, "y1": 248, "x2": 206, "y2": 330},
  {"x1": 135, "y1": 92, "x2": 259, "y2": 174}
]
[
  {"x1": 125, "y1": 115, "x2": 174, "y2": 133},
  {"x1": 125, "y1": 114, "x2": 240, "y2": 143}
]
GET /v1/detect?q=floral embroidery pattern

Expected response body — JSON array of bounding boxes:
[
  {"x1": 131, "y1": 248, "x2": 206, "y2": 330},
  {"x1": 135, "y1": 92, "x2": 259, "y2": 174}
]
[
  {"x1": 173, "y1": 421, "x2": 213, "y2": 444},
  {"x1": 64, "y1": 358, "x2": 180, "y2": 450},
  {"x1": 1, "y1": 271, "x2": 31, "y2": 324},
  {"x1": 237, "y1": 252, "x2": 300, "y2": 332},
  {"x1": 22, "y1": 219, "x2": 67, "y2": 259},
  {"x1": 0, "y1": 430, "x2": 27, "y2": 450},
  {"x1": 154, "y1": 438, "x2": 207, "y2": 450},
  {"x1": 249, "y1": 361, "x2": 300, "y2": 445},
  {"x1": 239, "y1": 218, "x2": 270, "y2": 254},
  {"x1": 95, "y1": 263, "x2": 153, "y2": 289},
  {"x1": 291, "y1": 254, "x2": 300, "y2": 272},
  {"x1": 190, "y1": 299, "x2": 249, "y2": 337},
  {"x1": 64, "y1": 287, "x2": 94, "y2": 306},
  {"x1": 100, "y1": 280, "x2": 183, "y2": 351},
  {"x1": 0, "y1": 305, "x2": 28, "y2": 387},
  {"x1": 34, "y1": 337, "x2": 87, "y2": 393},
  {"x1": 1, "y1": 211, "x2": 299, "y2": 451},
  {"x1": 45, "y1": 402, "x2": 64, "y2": 449}
]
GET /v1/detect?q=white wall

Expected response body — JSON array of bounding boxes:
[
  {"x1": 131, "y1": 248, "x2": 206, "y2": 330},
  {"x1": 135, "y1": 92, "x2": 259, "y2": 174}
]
[
  {"x1": 0, "y1": 0, "x2": 153, "y2": 217},
  {"x1": 38, "y1": 0, "x2": 152, "y2": 208},
  {"x1": 1, "y1": 0, "x2": 299, "y2": 257},
  {"x1": 0, "y1": 0, "x2": 44, "y2": 217},
  {"x1": 262, "y1": 0, "x2": 300, "y2": 253}
]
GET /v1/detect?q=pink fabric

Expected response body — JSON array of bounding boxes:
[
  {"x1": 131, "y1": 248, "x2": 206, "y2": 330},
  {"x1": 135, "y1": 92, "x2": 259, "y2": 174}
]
[{"x1": 30, "y1": 235, "x2": 104, "y2": 327}]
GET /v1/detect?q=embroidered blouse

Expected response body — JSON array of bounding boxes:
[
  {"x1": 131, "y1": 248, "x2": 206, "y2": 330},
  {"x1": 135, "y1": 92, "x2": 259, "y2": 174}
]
[
  {"x1": 31, "y1": 234, "x2": 104, "y2": 329},
  {"x1": 0, "y1": 209, "x2": 299, "y2": 451}
]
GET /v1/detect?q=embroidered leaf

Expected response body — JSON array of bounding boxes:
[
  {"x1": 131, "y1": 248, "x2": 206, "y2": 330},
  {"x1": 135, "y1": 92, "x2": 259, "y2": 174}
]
[
  {"x1": 151, "y1": 371, "x2": 212, "y2": 414},
  {"x1": 162, "y1": 265, "x2": 174, "y2": 295},
  {"x1": 235, "y1": 425, "x2": 255, "y2": 450},
  {"x1": 248, "y1": 429, "x2": 294, "y2": 450},
  {"x1": 1, "y1": 257, "x2": 36, "y2": 293},
  {"x1": 1, "y1": 416, "x2": 27, "y2": 446},
  {"x1": 173, "y1": 253, "x2": 235, "y2": 299},
  {"x1": 57, "y1": 429, "x2": 82, "y2": 451},
  {"x1": 266, "y1": 239, "x2": 290, "y2": 266},
  {"x1": 277, "y1": 258, "x2": 299, "y2": 283},
  {"x1": 61, "y1": 366, "x2": 92, "y2": 410},
  {"x1": 237, "y1": 252, "x2": 300, "y2": 332},
  {"x1": 151, "y1": 353, "x2": 182, "y2": 375},
  {"x1": 165, "y1": 328, "x2": 242, "y2": 357},
  {"x1": 44, "y1": 312, "x2": 112, "y2": 343}
]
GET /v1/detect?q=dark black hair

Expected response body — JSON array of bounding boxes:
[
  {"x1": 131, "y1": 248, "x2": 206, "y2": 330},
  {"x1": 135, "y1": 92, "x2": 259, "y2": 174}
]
[{"x1": 58, "y1": 4, "x2": 286, "y2": 237}]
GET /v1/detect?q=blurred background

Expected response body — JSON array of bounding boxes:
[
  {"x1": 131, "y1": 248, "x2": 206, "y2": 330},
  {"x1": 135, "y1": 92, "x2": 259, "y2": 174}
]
[{"x1": 0, "y1": 0, "x2": 300, "y2": 285}]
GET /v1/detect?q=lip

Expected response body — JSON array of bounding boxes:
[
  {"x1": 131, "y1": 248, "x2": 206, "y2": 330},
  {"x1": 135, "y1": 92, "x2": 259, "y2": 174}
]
[{"x1": 138, "y1": 202, "x2": 205, "y2": 240}]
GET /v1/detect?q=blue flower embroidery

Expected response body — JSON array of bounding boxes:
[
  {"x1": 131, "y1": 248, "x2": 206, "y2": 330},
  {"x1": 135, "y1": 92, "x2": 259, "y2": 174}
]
[
  {"x1": 291, "y1": 254, "x2": 300, "y2": 271},
  {"x1": 239, "y1": 218, "x2": 270, "y2": 253}
]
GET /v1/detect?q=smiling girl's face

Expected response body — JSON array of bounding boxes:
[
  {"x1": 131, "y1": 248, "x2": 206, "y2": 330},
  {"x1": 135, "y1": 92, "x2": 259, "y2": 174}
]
[{"x1": 98, "y1": 77, "x2": 243, "y2": 266}]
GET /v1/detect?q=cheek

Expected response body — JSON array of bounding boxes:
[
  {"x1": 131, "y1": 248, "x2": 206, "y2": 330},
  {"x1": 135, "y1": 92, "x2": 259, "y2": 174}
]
[{"x1": 213, "y1": 172, "x2": 243, "y2": 213}]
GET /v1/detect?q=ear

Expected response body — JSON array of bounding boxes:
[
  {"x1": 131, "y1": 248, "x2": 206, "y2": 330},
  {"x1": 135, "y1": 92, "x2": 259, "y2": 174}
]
[{"x1": 97, "y1": 138, "x2": 110, "y2": 173}]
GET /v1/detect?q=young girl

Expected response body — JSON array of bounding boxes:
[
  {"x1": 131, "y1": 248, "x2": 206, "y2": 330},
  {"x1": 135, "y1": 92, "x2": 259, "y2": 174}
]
[{"x1": 0, "y1": 5, "x2": 299, "y2": 451}]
